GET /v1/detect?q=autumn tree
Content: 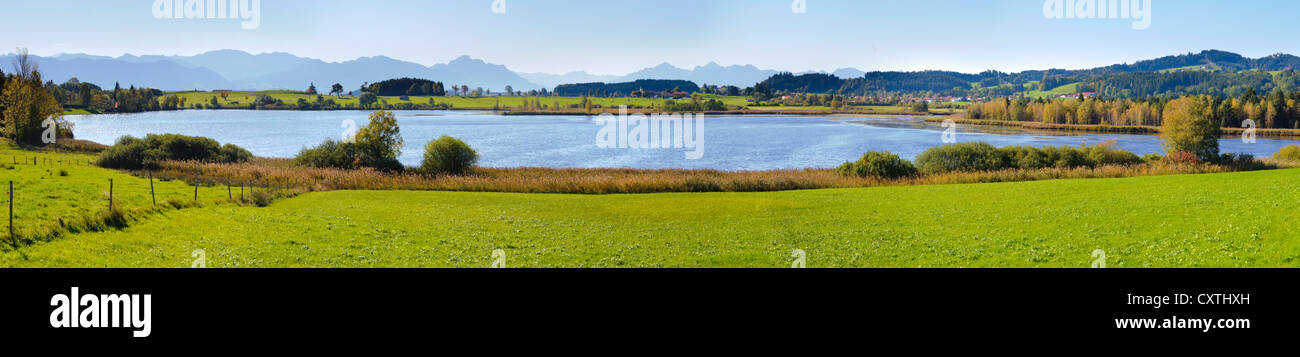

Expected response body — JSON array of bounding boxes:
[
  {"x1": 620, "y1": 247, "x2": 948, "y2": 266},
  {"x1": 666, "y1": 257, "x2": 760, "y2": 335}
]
[
  {"x1": 1160, "y1": 96, "x2": 1221, "y2": 162},
  {"x1": 2, "y1": 49, "x2": 67, "y2": 145}
]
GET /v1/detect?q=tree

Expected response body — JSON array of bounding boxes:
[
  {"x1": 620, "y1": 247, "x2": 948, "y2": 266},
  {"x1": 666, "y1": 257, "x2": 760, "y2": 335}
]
[
  {"x1": 353, "y1": 110, "x2": 404, "y2": 169},
  {"x1": 330, "y1": 83, "x2": 344, "y2": 97},
  {"x1": 358, "y1": 92, "x2": 378, "y2": 109},
  {"x1": 504, "y1": 85, "x2": 513, "y2": 96},
  {"x1": 1160, "y1": 96, "x2": 1221, "y2": 162},
  {"x1": 2, "y1": 50, "x2": 66, "y2": 145},
  {"x1": 306, "y1": 83, "x2": 317, "y2": 95}
]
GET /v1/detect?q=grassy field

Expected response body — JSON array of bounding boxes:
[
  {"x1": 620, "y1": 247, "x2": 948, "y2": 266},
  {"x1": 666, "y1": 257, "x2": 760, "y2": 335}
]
[
  {"x1": 4, "y1": 168, "x2": 1298, "y2": 268},
  {"x1": 165, "y1": 90, "x2": 752, "y2": 110},
  {"x1": 1022, "y1": 82, "x2": 1081, "y2": 99},
  {"x1": 0, "y1": 143, "x2": 249, "y2": 245}
]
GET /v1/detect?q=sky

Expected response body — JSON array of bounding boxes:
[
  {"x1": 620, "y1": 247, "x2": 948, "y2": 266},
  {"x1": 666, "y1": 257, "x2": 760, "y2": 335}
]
[{"x1": 3, "y1": 0, "x2": 1300, "y2": 75}]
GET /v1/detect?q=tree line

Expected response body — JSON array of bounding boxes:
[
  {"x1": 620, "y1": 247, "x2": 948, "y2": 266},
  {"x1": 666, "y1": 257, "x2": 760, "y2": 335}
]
[{"x1": 965, "y1": 89, "x2": 1300, "y2": 130}]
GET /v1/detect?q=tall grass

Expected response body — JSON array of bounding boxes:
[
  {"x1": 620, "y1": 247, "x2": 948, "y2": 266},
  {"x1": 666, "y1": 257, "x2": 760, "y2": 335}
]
[{"x1": 149, "y1": 159, "x2": 1286, "y2": 195}]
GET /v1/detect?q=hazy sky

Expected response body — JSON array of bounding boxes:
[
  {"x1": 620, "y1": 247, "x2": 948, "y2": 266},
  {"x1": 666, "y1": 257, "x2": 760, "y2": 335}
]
[{"x1": 4, "y1": 0, "x2": 1299, "y2": 75}]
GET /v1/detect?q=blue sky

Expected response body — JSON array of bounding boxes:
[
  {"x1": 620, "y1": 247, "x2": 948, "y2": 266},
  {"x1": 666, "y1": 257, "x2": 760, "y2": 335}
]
[{"x1": 4, "y1": 0, "x2": 1299, "y2": 75}]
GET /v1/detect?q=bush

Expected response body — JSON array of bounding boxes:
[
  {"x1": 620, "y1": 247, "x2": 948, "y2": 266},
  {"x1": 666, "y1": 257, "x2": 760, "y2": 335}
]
[
  {"x1": 1085, "y1": 141, "x2": 1143, "y2": 166},
  {"x1": 835, "y1": 151, "x2": 916, "y2": 179},
  {"x1": 915, "y1": 142, "x2": 1147, "y2": 174},
  {"x1": 295, "y1": 110, "x2": 404, "y2": 172},
  {"x1": 421, "y1": 136, "x2": 478, "y2": 175},
  {"x1": 1274, "y1": 145, "x2": 1300, "y2": 161},
  {"x1": 915, "y1": 142, "x2": 1009, "y2": 173},
  {"x1": 97, "y1": 134, "x2": 252, "y2": 170}
]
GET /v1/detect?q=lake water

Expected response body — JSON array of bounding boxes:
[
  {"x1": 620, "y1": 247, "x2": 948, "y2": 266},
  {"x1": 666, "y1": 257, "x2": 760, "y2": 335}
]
[{"x1": 66, "y1": 110, "x2": 1300, "y2": 170}]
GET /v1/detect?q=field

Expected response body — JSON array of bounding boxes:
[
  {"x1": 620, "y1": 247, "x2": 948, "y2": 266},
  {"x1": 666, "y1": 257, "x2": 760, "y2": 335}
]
[
  {"x1": 0, "y1": 143, "x2": 251, "y2": 246},
  {"x1": 165, "y1": 90, "x2": 752, "y2": 110},
  {"x1": 1021, "y1": 82, "x2": 1081, "y2": 99},
  {"x1": 4, "y1": 165, "x2": 1299, "y2": 268}
]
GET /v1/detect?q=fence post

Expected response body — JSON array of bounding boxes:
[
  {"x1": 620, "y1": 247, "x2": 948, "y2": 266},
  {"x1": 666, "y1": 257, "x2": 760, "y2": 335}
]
[
  {"x1": 108, "y1": 179, "x2": 114, "y2": 211},
  {"x1": 227, "y1": 182, "x2": 232, "y2": 200},
  {"x1": 149, "y1": 172, "x2": 156, "y2": 206},
  {"x1": 194, "y1": 185, "x2": 198, "y2": 201},
  {"x1": 8, "y1": 181, "x2": 13, "y2": 245}
]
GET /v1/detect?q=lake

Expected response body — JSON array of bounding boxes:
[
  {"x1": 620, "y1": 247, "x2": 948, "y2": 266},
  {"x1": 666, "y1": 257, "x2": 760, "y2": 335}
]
[{"x1": 66, "y1": 110, "x2": 1300, "y2": 171}]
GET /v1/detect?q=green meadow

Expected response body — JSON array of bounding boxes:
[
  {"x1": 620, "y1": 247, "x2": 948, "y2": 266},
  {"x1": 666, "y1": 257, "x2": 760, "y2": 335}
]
[
  {"x1": 0, "y1": 144, "x2": 246, "y2": 245},
  {"x1": 4, "y1": 160, "x2": 1298, "y2": 267},
  {"x1": 164, "y1": 90, "x2": 752, "y2": 110}
]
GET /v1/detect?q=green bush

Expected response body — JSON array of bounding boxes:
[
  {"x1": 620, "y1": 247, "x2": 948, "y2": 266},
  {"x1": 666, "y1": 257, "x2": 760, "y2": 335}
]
[
  {"x1": 1086, "y1": 143, "x2": 1143, "y2": 166},
  {"x1": 295, "y1": 110, "x2": 405, "y2": 172},
  {"x1": 915, "y1": 142, "x2": 1010, "y2": 173},
  {"x1": 421, "y1": 136, "x2": 478, "y2": 175},
  {"x1": 835, "y1": 151, "x2": 916, "y2": 179},
  {"x1": 1274, "y1": 145, "x2": 1300, "y2": 161},
  {"x1": 915, "y1": 142, "x2": 1146, "y2": 174},
  {"x1": 97, "y1": 134, "x2": 252, "y2": 170}
]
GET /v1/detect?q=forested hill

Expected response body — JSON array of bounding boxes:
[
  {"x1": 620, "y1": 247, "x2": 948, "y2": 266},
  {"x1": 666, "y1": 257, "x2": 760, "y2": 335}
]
[{"x1": 756, "y1": 50, "x2": 1300, "y2": 98}]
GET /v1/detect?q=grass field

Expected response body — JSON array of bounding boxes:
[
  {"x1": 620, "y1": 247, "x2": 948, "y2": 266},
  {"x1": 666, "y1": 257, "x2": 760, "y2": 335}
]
[
  {"x1": 0, "y1": 143, "x2": 249, "y2": 245},
  {"x1": 165, "y1": 90, "x2": 752, "y2": 110},
  {"x1": 1022, "y1": 82, "x2": 1081, "y2": 99},
  {"x1": 4, "y1": 168, "x2": 1298, "y2": 268}
]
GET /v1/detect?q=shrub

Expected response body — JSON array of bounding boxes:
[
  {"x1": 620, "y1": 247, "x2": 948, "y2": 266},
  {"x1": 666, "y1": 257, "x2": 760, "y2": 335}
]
[
  {"x1": 1000, "y1": 146, "x2": 1051, "y2": 170},
  {"x1": 294, "y1": 139, "x2": 356, "y2": 169},
  {"x1": 1085, "y1": 141, "x2": 1143, "y2": 166},
  {"x1": 421, "y1": 136, "x2": 479, "y2": 175},
  {"x1": 915, "y1": 142, "x2": 1009, "y2": 173},
  {"x1": 97, "y1": 134, "x2": 252, "y2": 170},
  {"x1": 295, "y1": 110, "x2": 404, "y2": 172},
  {"x1": 835, "y1": 151, "x2": 916, "y2": 179},
  {"x1": 1274, "y1": 145, "x2": 1300, "y2": 161}
]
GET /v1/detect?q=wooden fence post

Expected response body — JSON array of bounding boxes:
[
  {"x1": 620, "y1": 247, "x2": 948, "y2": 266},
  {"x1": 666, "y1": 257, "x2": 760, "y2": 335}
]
[
  {"x1": 149, "y1": 172, "x2": 156, "y2": 206},
  {"x1": 108, "y1": 179, "x2": 114, "y2": 211},
  {"x1": 8, "y1": 181, "x2": 13, "y2": 245},
  {"x1": 194, "y1": 185, "x2": 198, "y2": 201},
  {"x1": 227, "y1": 182, "x2": 232, "y2": 200}
]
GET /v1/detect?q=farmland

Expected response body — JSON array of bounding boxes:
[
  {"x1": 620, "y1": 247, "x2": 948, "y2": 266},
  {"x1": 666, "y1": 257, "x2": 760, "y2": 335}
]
[{"x1": 4, "y1": 161, "x2": 1298, "y2": 267}]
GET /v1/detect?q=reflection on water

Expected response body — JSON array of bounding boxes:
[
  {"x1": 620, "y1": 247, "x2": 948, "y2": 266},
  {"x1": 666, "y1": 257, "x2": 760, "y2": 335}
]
[{"x1": 67, "y1": 110, "x2": 1300, "y2": 171}]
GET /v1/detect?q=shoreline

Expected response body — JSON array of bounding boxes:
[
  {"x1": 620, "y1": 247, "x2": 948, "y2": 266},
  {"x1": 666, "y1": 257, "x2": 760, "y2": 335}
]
[
  {"x1": 67, "y1": 107, "x2": 937, "y2": 117},
  {"x1": 929, "y1": 116, "x2": 1300, "y2": 138}
]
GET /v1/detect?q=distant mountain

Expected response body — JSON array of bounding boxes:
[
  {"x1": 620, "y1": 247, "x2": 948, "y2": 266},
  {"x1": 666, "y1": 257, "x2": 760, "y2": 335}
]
[
  {"x1": 428, "y1": 56, "x2": 541, "y2": 92},
  {"x1": 831, "y1": 68, "x2": 867, "y2": 78},
  {"x1": 618, "y1": 62, "x2": 778, "y2": 87},
  {"x1": 519, "y1": 71, "x2": 623, "y2": 89},
  {"x1": 28, "y1": 51, "x2": 543, "y2": 92},
  {"x1": 19, "y1": 49, "x2": 1300, "y2": 95},
  {"x1": 5, "y1": 54, "x2": 235, "y2": 91}
]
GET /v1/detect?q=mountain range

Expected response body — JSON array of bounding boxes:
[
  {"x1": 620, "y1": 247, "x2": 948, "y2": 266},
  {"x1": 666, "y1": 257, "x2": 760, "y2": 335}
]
[
  {"x1": 2, "y1": 49, "x2": 1298, "y2": 95},
  {"x1": 0, "y1": 50, "x2": 858, "y2": 92}
]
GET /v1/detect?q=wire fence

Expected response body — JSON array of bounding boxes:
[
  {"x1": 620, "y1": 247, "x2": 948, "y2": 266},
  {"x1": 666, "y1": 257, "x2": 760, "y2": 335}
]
[{"x1": 4, "y1": 155, "x2": 272, "y2": 248}]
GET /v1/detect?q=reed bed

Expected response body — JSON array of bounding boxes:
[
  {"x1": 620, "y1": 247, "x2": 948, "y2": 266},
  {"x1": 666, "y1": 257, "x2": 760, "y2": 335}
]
[
  {"x1": 147, "y1": 159, "x2": 1284, "y2": 195},
  {"x1": 932, "y1": 116, "x2": 1300, "y2": 137}
]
